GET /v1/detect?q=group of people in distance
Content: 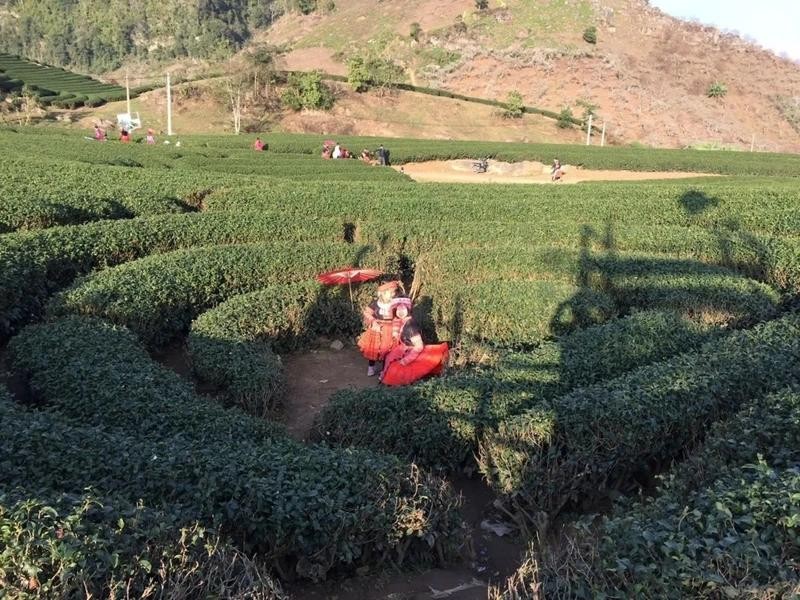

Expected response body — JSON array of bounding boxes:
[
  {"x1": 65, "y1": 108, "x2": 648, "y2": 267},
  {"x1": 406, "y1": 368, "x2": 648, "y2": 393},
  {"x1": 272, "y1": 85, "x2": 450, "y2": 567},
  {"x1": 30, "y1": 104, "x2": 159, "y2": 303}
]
[
  {"x1": 93, "y1": 125, "x2": 157, "y2": 145},
  {"x1": 321, "y1": 140, "x2": 390, "y2": 165},
  {"x1": 357, "y1": 281, "x2": 448, "y2": 386}
]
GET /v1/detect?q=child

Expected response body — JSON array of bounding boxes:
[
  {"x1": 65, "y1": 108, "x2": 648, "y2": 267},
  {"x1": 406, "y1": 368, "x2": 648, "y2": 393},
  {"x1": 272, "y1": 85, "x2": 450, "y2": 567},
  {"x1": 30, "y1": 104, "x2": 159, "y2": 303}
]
[
  {"x1": 357, "y1": 280, "x2": 400, "y2": 376},
  {"x1": 146, "y1": 129, "x2": 156, "y2": 145}
]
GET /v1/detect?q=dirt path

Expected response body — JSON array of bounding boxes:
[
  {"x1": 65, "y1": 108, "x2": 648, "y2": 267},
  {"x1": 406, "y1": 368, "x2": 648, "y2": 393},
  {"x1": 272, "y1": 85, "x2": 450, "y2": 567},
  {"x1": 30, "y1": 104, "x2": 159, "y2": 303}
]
[
  {"x1": 151, "y1": 339, "x2": 527, "y2": 598},
  {"x1": 281, "y1": 343, "x2": 526, "y2": 600},
  {"x1": 397, "y1": 159, "x2": 719, "y2": 184},
  {"x1": 281, "y1": 343, "x2": 376, "y2": 441}
]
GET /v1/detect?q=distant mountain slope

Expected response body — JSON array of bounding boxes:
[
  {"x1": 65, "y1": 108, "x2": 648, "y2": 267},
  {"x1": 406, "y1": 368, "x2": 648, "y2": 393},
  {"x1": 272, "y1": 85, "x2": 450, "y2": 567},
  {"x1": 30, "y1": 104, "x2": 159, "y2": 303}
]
[{"x1": 265, "y1": 0, "x2": 800, "y2": 151}]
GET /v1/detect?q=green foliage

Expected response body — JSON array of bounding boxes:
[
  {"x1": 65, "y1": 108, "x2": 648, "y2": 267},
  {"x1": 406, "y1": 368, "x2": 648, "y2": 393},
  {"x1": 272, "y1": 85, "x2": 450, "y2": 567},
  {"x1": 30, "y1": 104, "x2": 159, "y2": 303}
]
[
  {"x1": 482, "y1": 314, "x2": 800, "y2": 521},
  {"x1": 317, "y1": 311, "x2": 723, "y2": 470},
  {"x1": 475, "y1": 0, "x2": 489, "y2": 9},
  {"x1": 582, "y1": 26, "x2": 597, "y2": 44},
  {"x1": 557, "y1": 106, "x2": 575, "y2": 128},
  {"x1": 297, "y1": 0, "x2": 318, "y2": 14},
  {"x1": 503, "y1": 90, "x2": 524, "y2": 118},
  {"x1": 281, "y1": 71, "x2": 334, "y2": 110},
  {"x1": 7, "y1": 317, "x2": 464, "y2": 581},
  {"x1": 0, "y1": 54, "x2": 126, "y2": 106},
  {"x1": 536, "y1": 388, "x2": 800, "y2": 597},
  {"x1": 189, "y1": 282, "x2": 367, "y2": 416},
  {"x1": 707, "y1": 81, "x2": 728, "y2": 98},
  {"x1": 346, "y1": 56, "x2": 404, "y2": 92},
  {"x1": 49, "y1": 242, "x2": 380, "y2": 346},
  {"x1": 410, "y1": 22, "x2": 422, "y2": 41}
]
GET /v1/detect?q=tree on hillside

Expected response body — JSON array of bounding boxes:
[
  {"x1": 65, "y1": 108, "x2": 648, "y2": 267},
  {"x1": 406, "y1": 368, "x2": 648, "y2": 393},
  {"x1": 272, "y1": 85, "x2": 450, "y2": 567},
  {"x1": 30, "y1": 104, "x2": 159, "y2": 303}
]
[
  {"x1": 503, "y1": 90, "x2": 524, "y2": 118},
  {"x1": 281, "y1": 71, "x2": 334, "y2": 111},
  {"x1": 347, "y1": 56, "x2": 404, "y2": 94}
]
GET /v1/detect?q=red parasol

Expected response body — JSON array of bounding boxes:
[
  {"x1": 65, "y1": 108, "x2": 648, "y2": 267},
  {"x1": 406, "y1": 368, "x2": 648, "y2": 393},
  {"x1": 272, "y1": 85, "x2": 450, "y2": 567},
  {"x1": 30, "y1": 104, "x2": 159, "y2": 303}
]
[{"x1": 316, "y1": 267, "x2": 383, "y2": 303}]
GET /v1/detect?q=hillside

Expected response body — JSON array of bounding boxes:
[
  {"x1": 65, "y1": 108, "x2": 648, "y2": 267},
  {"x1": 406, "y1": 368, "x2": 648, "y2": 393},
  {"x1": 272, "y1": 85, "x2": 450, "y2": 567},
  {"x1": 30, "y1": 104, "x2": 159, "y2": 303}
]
[
  {"x1": 265, "y1": 0, "x2": 800, "y2": 151},
  {"x1": 2, "y1": 0, "x2": 799, "y2": 150}
]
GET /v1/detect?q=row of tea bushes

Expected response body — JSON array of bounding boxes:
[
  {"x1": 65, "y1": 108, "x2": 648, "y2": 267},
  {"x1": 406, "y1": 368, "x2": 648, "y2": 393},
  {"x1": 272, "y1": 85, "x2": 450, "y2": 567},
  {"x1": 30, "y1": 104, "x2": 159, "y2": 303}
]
[
  {"x1": 8, "y1": 317, "x2": 465, "y2": 580},
  {"x1": 1, "y1": 389, "x2": 286, "y2": 598},
  {"x1": 480, "y1": 313, "x2": 800, "y2": 523},
  {"x1": 48, "y1": 242, "x2": 385, "y2": 346},
  {"x1": 0, "y1": 211, "x2": 345, "y2": 339},
  {"x1": 188, "y1": 132, "x2": 800, "y2": 177},
  {"x1": 315, "y1": 311, "x2": 722, "y2": 471},
  {"x1": 498, "y1": 387, "x2": 800, "y2": 599},
  {"x1": 188, "y1": 282, "x2": 370, "y2": 417}
]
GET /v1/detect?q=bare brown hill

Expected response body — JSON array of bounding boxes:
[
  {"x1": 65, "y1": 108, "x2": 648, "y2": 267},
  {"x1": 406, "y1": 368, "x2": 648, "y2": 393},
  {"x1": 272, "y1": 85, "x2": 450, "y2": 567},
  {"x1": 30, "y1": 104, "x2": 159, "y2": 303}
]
[{"x1": 265, "y1": 0, "x2": 800, "y2": 151}]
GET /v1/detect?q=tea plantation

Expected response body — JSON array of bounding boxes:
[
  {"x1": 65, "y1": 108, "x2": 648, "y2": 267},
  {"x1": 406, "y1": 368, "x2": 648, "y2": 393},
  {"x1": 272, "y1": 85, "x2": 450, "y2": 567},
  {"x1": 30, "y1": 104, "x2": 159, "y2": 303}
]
[{"x1": 1, "y1": 127, "x2": 798, "y2": 598}]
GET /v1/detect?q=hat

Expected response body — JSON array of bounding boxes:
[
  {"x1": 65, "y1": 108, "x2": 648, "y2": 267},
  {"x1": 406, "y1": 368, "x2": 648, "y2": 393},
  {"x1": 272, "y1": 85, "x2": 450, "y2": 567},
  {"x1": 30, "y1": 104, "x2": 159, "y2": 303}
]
[
  {"x1": 377, "y1": 280, "x2": 401, "y2": 292},
  {"x1": 390, "y1": 297, "x2": 412, "y2": 310}
]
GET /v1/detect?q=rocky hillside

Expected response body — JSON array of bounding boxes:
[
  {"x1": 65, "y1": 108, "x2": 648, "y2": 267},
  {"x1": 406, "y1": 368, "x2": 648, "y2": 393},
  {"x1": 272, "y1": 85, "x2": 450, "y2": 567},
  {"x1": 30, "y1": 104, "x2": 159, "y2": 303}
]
[{"x1": 266, "y1": 0, "x2": 800, "y2": 151}]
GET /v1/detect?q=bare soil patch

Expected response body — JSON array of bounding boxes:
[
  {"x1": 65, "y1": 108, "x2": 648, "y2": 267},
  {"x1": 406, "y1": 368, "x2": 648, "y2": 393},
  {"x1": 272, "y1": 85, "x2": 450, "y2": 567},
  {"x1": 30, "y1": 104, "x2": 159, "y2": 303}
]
[
  {"x1": 281, "y1": 342, "x2": 375, "y2": 441},
  {"x1": 397, "y1": 159, "x2": 719, "y2": 184}
]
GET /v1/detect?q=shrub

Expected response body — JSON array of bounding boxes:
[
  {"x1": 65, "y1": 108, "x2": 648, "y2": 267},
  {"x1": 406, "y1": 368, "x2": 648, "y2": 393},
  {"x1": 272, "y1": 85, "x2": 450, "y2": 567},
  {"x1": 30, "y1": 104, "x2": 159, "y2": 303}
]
[
  {"x1": 480, "y1": 313, "x2": 800, "y2": 523},
  {"x1": 557, "y1": 107, "x2": 575, "y2": 128},
  {"x1": 503, "y1": 90, "x2": 524, "y2": 118},
  {"x1": 582, "y1": 26, "x2": 597, "y2": 44},
  {"x1": 188, "y1": 281, "x2": 367, "y2": 417},
  {"x1": 316, "y1": 311, "x2": 722, "y2": 471},
  {"x1": 475, "y1": 0, "x2": 489, "y2": 9},
  {"x1": 8, "y1": 317, "x2": 466, "y2": 581},
  {"x1": 533, "y1": 388, "x2": 800, "y2": 598},
  {"x1": 281, "y1": 71, "x2": 334, "y2": 110},
  {"x1": 410, "y1": 22, "x2": 422, "y2": 41},
  {"x1": 707, "y1": 81, "x2": 728, "y2": 98}
]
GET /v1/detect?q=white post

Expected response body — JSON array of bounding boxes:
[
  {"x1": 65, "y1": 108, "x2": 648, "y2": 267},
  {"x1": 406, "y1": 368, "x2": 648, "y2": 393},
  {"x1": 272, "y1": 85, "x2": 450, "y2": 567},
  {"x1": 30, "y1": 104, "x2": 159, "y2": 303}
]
[
  {"x1": 166, "y1": 72, "x2": 173, "y2": 136},
  {"x1": 750, "y1": 133, "x2": 755, "y2": 152},
  {"x1": 601, "y1": 122, "x2": 606, "y2": 147},
  {"x1": 125, "y1": 70, "x2": 131, "y2": 116},
  {"x1": 586, "y1": 114, "x2": 593, "y2": 145}
]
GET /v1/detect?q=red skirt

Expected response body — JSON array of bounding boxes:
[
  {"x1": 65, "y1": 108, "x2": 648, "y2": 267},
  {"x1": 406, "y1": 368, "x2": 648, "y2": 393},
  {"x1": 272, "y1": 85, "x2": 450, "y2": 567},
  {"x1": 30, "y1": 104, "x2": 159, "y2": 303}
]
[
  {"x1": 357, "y1": 320, "x2": 395, "y2": 361},
  {"x1": 381, "y1": 343, "x2": 449, "y2": 386}
]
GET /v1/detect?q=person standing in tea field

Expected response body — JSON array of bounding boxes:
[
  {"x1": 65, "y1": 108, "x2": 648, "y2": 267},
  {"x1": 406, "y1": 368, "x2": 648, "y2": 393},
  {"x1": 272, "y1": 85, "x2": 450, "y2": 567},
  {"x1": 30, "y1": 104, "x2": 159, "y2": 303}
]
[{"x1": 358, "y1": 280, "x2": 401, "y2": 377}]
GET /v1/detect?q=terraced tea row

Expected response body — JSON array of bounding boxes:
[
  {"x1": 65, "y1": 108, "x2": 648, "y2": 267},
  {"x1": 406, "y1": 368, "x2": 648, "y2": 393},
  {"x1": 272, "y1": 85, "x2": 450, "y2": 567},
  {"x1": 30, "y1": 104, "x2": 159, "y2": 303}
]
[{"x1": 5, "y1": 317, "x2": 464, "y2": 587}]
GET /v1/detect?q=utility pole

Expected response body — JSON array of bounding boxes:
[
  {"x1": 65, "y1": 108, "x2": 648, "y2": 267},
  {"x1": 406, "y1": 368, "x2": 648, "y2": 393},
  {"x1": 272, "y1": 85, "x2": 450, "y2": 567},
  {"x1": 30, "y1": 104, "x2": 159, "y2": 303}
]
[
  {"x1": 586, "y1": 114, "x2": 593, "y2": 145},
  {"x1": 166, "y1": 72, "x2": 173, "y2": 136},
  {"x1": 601, "y1": 122, "x2": 607, "y2": 147},
  {"x1": 125, "y1": 70, "x2": 131, "y2": 115}
]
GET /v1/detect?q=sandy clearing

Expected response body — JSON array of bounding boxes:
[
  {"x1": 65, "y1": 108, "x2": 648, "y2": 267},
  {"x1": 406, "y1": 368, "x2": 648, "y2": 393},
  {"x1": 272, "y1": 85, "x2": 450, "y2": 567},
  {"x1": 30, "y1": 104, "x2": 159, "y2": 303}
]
[{"x1": 396, "y1": 159, "x2": 720, "y2": 184}]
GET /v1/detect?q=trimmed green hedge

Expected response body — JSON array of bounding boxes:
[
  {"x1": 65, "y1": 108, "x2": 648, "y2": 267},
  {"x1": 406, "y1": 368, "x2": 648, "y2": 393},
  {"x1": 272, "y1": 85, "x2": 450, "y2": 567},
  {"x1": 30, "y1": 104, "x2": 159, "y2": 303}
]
[
  {"x1": 316, "y1": 311, "x2": 722, "y2": 471},
  {"x1": 48, "y1": 242, "x2": 383, "y2": 346},
  {"x1": 188, "y1": 281, "x2": 369, "y2": 417},
  {"x1": 8, "y1": 317, "x2": 465, "y2": 580},
  {"x1": 480, "y1": 313, "x2": 800, "y2": 522},
  {"x1": 0, "y1": 211, "x2": 344, "y2": 340},
  {"x1": 532, "y1": 387, "x2": 800, "y2": 598},
  {"x1": 0, "y1": 487, "x2": 286, "y2": 599}
]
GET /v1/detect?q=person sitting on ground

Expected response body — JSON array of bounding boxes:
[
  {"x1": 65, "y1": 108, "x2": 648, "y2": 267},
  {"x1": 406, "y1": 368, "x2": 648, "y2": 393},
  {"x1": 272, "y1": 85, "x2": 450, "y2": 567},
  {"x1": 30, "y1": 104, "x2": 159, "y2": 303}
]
[
  {"x1": 94, "y1": 125, "x2": 107, "y2": 141},
  {"x1": 551, "y1": 158, "x2": 564, "y2": 182},
  {"x1": 360, "y1": 148, "x2": 373, "y2": 163},
  {"x1": 146, "y1": 129, "x2": 156, "y2": 145},
  {"x1": 357, "y1": 280, "x2": 401, "y2": 377},
  {"x1": 119, "y1": 129, "x2": 131, "y2": 143},
  {"x1": 332, "y1": 142, "x2": 342, "y2": 159},
  {"x1": 340, "y1": 146, "x2": 352, "y2": 159},
  {"x1": 253, "y1": 137, "x2": 265, "y2": 151},
  {"x1": 380, "y1": 297, "x2": 449, "y2": 386}
]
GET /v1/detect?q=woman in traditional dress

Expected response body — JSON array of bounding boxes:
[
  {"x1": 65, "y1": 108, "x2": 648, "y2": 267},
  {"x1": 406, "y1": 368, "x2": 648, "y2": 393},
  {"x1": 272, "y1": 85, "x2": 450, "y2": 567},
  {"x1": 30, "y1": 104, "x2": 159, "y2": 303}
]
[
  {"x1": 357, "y1": 280, "x2": 400, "y2": 376},
  {"x1": 380, "y1": 297, "x2": 448, "y2": 386}
]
